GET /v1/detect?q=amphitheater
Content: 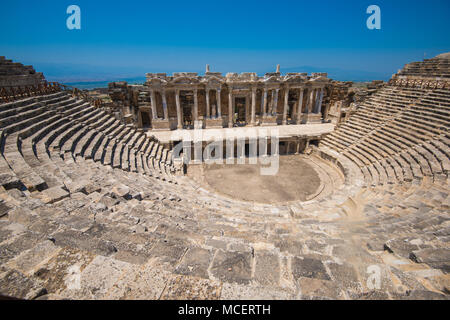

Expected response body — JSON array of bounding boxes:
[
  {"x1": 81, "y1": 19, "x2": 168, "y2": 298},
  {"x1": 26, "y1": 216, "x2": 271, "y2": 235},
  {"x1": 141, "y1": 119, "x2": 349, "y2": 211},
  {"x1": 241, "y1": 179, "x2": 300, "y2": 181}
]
[{"x1": 0, "y1": 54, "x2": 449, "y2": 300}]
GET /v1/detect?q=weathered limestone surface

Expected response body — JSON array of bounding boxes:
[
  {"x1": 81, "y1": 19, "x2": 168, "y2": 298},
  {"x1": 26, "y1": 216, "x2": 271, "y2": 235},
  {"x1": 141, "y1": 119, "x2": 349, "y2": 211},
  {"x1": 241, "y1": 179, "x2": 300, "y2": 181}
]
[
  {"x1": 32, "y1": 186, "x2": 69, "y2": 204},
  {"x1": 110, "y1": 66, "x2": 331, "y2": 131},
  {"x1": 0, "y1": 56, "x2": 45, "y2": 88},
  {"x1": 0, "y1": 55, "x2": 449, "y2": 300}
]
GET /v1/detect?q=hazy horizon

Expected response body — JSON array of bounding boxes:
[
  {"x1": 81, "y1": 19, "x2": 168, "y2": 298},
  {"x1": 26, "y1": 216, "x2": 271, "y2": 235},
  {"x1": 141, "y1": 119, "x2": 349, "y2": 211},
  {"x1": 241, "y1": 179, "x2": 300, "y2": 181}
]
[{"x1": 1, "y1": 0, "x2": 449, "y2": 88}]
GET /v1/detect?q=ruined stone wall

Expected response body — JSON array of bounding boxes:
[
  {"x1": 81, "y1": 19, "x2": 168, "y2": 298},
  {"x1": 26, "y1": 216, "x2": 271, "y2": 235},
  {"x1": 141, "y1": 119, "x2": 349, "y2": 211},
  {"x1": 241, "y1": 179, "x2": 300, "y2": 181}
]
[
  {"x1": 108, "y1": 81, "x2": 137, "y2": 124},
  {"x1": 0, "y1": 56, "x2": 45, "y2": 88},
  {"x1": 108, "y1": 70, "x2": 336, "y2": 129}
]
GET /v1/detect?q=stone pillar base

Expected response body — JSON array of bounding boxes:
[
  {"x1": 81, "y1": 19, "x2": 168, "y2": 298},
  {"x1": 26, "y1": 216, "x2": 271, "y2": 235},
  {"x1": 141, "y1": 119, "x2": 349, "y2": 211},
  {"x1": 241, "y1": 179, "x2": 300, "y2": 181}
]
[
  {"x1": 194, "y1": 120, "x2": 203, "y2": 129},
  {"x1": 302, "y1": 113, "x2": 322, "y2": 124},
  {"x1": 152, "y1": 119, "x2": 171, "y2": 131},
  {"x1": 205, "y1": 118, "x2": 224, "y2": 128},
  {"x1": 260, "y1": 115, "x2": 277, "y2": 126},
  {"x1": 291, "y1": 114, "x2": 301, "y2": 125}
]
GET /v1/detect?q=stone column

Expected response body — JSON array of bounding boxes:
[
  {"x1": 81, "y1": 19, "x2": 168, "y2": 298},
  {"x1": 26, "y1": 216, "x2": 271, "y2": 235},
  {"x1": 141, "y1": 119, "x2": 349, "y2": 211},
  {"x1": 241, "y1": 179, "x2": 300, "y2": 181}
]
[
  {"x1": 193, "y1": 89, "x2": 198, "y2": 122},
  {"x1": 263, "y1": 88, "x2": 268, "y2": 116},
  {"x1": 228, "y1": 89, "x2": 233, "y2": 128},
  {"x1": 270, "y1": 90, "x2": 276, "y2": 114},
  {"x1": 216, "y1": 89, "x2": 222, "y2": 118},
  {"x1": 206, "y1": 89, "x2": 210, "y2": 118},
  {"x1": 271, "y1": 89, "x2": 280, "y2": 116},
  {"x1": 245, "y1": 95, "x2": 250, "y2": 124},
  {"x1": 260, "y1": 90, "x2": 264, "y2": 115},
  {"x1": 175, "y1": 89, "x2": 182, "y2": 129},
  {"x1": 314, "y1": 89, "x2": 320, "y2": 113},
  {"x1": 316, "y1": 87, "x2": 324, "y2": 114},
  {"x1": 295, "y1": 139, "x2": 300, "y2": 154},
  {"x1": 304, "y1": 90, "x2": 309, "y2": 114},
  {"x1": 309, "y1": 89, "x2": 315, "y2": 113},
  {"x1": 282, "y1": 88, "x2": 289, "y2": 125},
  {"x1": 162, "y1": 90, "x2": 168, "y2": 120},
  {"x1": 251, "y1": 87, "x2": 256, "y2": 125},
  {"x1": 150, "y1": 90, "x2": 157, "y2": 119},
  {"x1": 272, "y1": 89, "x2": 279, "y2": 115},
  {"x1": 296, "y1": 88, "x2": 304, "y2": 123}
]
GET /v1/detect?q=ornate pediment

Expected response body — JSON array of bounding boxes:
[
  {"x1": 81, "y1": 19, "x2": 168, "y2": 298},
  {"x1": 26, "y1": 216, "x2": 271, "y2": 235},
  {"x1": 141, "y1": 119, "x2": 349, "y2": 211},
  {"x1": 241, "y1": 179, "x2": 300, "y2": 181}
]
[
  {"x1": 283, "y1": 75, "x2": 306, "y2": 84},
  {"x1": 310, "y1": 76, "x2": 329, "y2": 83},
  {"x1": 146, "y1": 78, "x2": 167, "y2": 87},
  {"x1": 202, "y1": 76, "x2": 224, "y2": 87},
  {"x1": 262, "y1": 75, "x2": 281, "y2": 83},
  {"x1": 171, "y1": 76, "x2": 200, "y2": 85}
]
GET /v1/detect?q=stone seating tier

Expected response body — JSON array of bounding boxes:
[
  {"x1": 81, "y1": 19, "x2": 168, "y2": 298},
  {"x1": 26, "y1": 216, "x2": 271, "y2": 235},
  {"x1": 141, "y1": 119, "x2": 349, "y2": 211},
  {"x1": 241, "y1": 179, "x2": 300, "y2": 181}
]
[{"x1": 0, "y1": 56, "x2": 449, "y2": 299}]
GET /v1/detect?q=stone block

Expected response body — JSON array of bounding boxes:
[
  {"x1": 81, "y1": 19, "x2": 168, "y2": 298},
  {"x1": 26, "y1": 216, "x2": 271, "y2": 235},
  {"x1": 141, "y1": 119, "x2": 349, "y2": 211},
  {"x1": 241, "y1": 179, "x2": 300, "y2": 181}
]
[
  {"x1": 151, "y1": 119, "x2": 170, "y2": 131},
  {"x1": 298, "y1": 277, "x2": 344, "y2": 299},
  {"x1": 410, "y1": 248, "x2": 450, "y2": 264},
  {"x1": 111, "y1": 184, "x2": 131, "y2": 200},
  {"x1": 161, "y1": 275, "x2": 221, "y2": 300},
  {"x1": 0, "y1": 269, "x2": 47, "y2": 299},
  {"x1": 260, "y1": 115, "x2": 277, "y2": 126},
  {"x1": 220, "y1": 283, "x2": 296, "y2": 300},
  {"x1": 33, "y1": 186, "x2": 69, "y2": 204},
  {"x1": 291, "y1": 257, "x2": 331, "y2": 281},
  {"x1": 205, "y1": 118, "x2": 224, "y2": 128},
  {"x1": 210, "y1": 250, "x2": 252, "y2": 284},
  {"x1": 254, "y1": 251, "x2": 280, "y2": 286},
  {"x1": 174, "y1": 247, "x2": 213, "y2": 279}
]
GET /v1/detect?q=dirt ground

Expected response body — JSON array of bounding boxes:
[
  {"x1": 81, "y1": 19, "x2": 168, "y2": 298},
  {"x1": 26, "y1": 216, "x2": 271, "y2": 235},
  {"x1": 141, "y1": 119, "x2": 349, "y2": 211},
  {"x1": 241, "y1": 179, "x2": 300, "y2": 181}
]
[{"x1": 198, "y1": 155, "x2": 321, "y2": 204}]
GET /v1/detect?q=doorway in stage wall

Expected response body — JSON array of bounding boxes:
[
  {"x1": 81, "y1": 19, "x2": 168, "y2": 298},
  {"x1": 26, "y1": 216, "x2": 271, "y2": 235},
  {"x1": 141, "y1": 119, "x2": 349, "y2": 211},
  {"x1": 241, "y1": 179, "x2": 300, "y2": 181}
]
[
  {"x1": 287, "y1": 91, "x2": 297, "y2": 122},
  {"x1": 181, "y1": 91, "x2": 194, "y2": 129},
  {"x1": 141, "y1": 111, "x2": 151, "y2": 129},
  {"x1": 235, "y1": 97, "x2": 246, "y2": 126},
  {"x1": 182, "y1": 105, "x2": 192, "y2": 128}
]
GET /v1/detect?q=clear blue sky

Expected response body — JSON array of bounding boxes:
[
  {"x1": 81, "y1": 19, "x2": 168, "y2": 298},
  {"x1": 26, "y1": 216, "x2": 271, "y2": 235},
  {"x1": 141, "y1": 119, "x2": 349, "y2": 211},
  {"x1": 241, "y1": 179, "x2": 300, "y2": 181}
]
[{"x1": 1, "y1": 0, "x2": 449, "y2": 82}]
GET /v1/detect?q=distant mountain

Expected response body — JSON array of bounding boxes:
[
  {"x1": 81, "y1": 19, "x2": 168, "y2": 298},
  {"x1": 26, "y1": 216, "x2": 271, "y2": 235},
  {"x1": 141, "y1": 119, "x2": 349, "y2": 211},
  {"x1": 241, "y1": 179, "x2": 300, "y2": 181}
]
[
  {"x1": 63, "y1": 76, "x2": 146, "y2": 90},
  {"x1": 280, "y1": 66, "x2": 392, "y2": 82},
  {"x1": 32, "y1": 62, "x2": 146, "y2": 83},
  {"x1": 33, "y1": 61, "x2": 393, "y2": 90}
]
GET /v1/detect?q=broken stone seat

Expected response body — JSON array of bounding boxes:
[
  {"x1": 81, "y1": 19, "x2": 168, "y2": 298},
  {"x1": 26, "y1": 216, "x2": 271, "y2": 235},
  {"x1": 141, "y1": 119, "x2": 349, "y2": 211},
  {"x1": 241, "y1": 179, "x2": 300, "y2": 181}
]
[
  {"x1": 0, "y1": 93, "x2": 85, "y2": 191},
  {"x1": 0, "y1": 92, "x2": 66, "y2": 114},
  {"x1": 18, "y1": 94, "x2": 181, "y2": 180},
  {"x1": 322, "y1": 85, "x2": 449, "y2": 187},
  {"x1": 0, "y1": 150, "x2": 448, "y2": 299},
  {"x1": 1, "y1": 63, "x2": 450, "y2": 299}
]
